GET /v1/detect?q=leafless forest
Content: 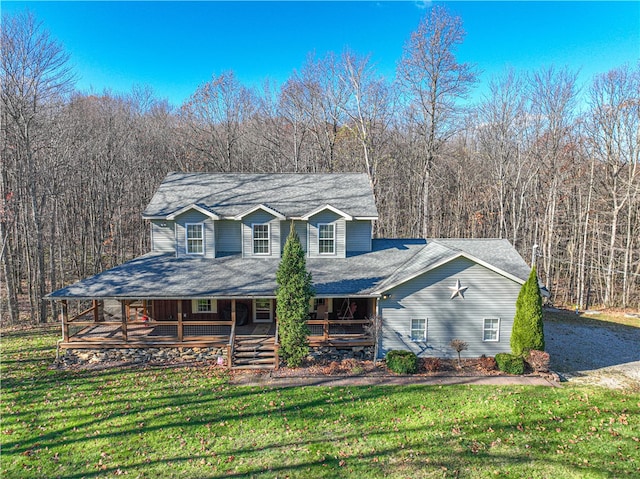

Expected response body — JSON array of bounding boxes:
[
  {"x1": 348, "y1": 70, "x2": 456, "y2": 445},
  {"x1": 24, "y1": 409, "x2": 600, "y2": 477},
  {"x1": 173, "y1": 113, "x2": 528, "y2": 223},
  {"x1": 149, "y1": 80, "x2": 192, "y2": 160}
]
[{"x1": 1, "y1": 9, "x2": 639, "y2": 324}]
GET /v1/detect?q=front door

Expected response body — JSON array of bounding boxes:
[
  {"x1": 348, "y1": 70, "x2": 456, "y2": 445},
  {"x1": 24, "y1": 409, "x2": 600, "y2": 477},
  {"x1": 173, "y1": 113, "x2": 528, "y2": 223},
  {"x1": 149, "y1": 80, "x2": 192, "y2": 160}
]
[{"x1": 253, "y1": 298, "x2": 273, "y2": 323}]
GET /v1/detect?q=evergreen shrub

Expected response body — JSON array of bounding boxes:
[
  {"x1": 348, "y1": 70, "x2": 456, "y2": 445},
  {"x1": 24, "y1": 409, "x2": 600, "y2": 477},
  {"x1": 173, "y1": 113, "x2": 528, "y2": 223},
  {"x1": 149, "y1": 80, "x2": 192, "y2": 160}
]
[
  {"x1": 386, "y1": 350, "x2": 418, "y2": 374},
  {"x1": 511, "y1": 267, "x2": 545, "y2": 356},
  {"x1": 276, "y1": 226, "x2": 314, "y2": 368},
  {"x1": 495, "y1": 353, "x2": 525, "y2": 375}
]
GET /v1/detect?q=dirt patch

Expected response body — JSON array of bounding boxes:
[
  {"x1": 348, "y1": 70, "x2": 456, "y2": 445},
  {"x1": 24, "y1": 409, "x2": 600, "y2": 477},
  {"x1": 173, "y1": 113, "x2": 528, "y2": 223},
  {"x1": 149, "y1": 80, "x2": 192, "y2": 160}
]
[{"x1": 544, "y1": 310, "x2": 640, "y2": 390}]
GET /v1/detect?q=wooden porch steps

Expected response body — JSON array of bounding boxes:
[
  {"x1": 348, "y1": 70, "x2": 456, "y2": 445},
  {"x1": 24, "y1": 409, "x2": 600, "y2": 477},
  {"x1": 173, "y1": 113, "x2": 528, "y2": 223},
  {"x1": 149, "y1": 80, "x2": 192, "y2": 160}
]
[{"x1": 232, "y1": 335, "x2": 277, "y2": 369}]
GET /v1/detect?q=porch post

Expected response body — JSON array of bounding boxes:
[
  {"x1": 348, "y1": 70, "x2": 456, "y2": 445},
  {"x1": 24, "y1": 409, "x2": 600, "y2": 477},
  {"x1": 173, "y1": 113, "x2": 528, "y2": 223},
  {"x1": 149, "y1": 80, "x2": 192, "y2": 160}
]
[
  {"x1": 177, "y1": 300, "x2": 183, "y2": 342},
  {"x1": 231, "y1": 299, "x2": 236, "y2": 325},
  {"x1": 323, "y1": 314, "x2": 329, "y2": 341},
  {"x1": 61, "y1": 300, "x2": 69, "y2": 342},
  {"x1": 121, "y1": 300, "x2": 128, "y2": 341},
  {"x1": 92, "y1": 299, "x2": 99, "y2": 323}
]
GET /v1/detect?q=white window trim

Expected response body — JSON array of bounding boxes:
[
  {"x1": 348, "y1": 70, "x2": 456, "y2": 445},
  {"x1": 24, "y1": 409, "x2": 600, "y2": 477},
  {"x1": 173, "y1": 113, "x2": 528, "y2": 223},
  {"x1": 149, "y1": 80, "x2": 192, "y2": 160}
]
[
  {"x1": 185, "y1": 223, "x2": 204, "y2": 255},
  {"x1": 191, "y1": 299, "x2": 217, "y2": 314},
  {"x1": 318, "y1": 223, "x2": 336, "y2": 255},
  {"x1": 483, "y1": 317, "x2": 500, "y2": 342},
  {"x1": 253, "y1": 298, "x2": 273, "y2": 323},
  {"x1": 410, "y1": 318, "x2": 427, "y2": 342},
  {"x1": 252, "y1": 223, "x2": 271, "y2": 255}
]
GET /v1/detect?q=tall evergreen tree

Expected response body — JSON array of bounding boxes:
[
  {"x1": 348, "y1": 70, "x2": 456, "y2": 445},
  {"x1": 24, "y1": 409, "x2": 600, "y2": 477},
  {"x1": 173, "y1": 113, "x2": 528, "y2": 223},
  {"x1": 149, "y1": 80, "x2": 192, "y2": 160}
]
[
  {"x1": 276, "y1": 225, "x2": 314, "y2": 367},
  {"x1": 511, "y1": 267, "x2": 545, "y2": 356}
]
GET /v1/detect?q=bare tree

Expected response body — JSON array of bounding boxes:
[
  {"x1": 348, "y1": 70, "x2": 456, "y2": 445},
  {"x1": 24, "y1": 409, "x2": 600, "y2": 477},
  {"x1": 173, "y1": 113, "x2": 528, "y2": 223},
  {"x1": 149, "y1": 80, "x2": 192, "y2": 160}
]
[
  {"x1": 528, "y1": 66, "x2": 580, "y2": 291},
  {"x1": 585, "y1": 64, "x2": 640, "y2": 306},
  {"x1": 397, "y1": 5, "x2": 477, "y2": 238},
  {"x1": 292, "y1": 53, "x2": 350, "y2": 172},
  {"x1": 1, "y1": 11, "x2": 74, "y2": 323},
  {"x1": 181, "y1": 71, "x2": 256, "y2": 172},
  {"x1": 341, "y1": 49, "x2": 395, "y2": 233},
  {"x1": 476, "y1": 69, "x2": 537, "y2": 244}
]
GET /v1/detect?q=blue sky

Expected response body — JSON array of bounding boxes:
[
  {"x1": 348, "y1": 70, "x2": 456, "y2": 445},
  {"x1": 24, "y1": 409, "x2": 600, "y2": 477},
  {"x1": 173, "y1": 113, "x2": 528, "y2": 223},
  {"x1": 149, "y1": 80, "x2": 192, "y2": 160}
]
[{"x1": 2, "y1": 1, "x2": 639, "y2": 107}]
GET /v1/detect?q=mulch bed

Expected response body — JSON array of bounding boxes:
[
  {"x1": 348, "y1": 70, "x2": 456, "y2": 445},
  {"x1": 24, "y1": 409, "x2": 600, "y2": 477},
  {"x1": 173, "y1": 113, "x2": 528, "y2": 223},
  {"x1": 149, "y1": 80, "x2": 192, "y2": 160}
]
[{"x1": 271, "y1": 357, "x2": 506, "y2": 378}]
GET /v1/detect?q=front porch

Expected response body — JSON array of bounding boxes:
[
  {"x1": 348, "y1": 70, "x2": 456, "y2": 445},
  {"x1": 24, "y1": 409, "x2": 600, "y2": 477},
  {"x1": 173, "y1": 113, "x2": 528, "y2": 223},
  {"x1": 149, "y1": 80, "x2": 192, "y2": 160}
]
[{"x1": 56, "y1": 298, "x2": 376, "y2": 369}]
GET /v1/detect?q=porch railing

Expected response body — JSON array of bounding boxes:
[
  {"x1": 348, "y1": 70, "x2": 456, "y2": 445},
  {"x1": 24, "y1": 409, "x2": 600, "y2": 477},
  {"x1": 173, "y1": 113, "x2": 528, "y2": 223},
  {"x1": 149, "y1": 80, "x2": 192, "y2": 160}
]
[
  {"x1": 60, "y1": 300, "x2": 234, "y2": 344},
  {"x1": 306, "y1": 317, "x2": 373, "y2": 344},
  {"x1": 59, "y1": 300, "x2": 373, "y2": 348}
]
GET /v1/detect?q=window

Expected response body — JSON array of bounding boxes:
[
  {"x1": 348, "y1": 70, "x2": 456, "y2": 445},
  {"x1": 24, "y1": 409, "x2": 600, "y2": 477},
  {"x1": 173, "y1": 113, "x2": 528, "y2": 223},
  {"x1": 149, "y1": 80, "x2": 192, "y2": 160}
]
[
  {"x1": 483, "y1": 318, "x2": 500, "y2": 341},
  {"x1": 186, "y1": 223, "x2": 204, "y2": 254},
  {"x1": 253, "y1": 224, "x2": 270, "y2": 255},
  {"x1": 191, "y1": 299, "x2": 217, "y2": 314},
  {"x1": 254, "y1": 298, "x2": 272, "y2": 322},
  {"x1": 318, "y1": 223, "x2": 335, "y2": 254},
  {"x1": 410, "y1": 318, "x2": 427, "y2": 342}
]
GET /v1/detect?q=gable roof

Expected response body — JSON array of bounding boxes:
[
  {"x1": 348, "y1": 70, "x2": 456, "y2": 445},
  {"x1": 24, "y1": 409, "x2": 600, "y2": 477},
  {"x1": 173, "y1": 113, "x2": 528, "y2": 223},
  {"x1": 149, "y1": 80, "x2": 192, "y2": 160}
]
[
  {"x1": 375, "y1": 238, "x2": 531, "y2": 292},
  {"x1": 301, "y1": 204, "x2": 353, "y2": 221},
  {"x1": 233, "y1": 204, "x2": 286, "y2": 220},
  {"x1": 166, "y1": 204, "x2": 220, "y2": 220},
  {"x1": 143, "y1": 172, "x2": 378, "y2": 220}
]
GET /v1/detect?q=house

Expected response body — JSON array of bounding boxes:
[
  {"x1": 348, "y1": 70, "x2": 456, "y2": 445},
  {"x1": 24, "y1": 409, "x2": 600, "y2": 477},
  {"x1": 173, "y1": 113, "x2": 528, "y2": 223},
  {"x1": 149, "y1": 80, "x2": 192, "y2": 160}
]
[{"x1": 47, "y1": 172, "x2": 531, "y2": 368}]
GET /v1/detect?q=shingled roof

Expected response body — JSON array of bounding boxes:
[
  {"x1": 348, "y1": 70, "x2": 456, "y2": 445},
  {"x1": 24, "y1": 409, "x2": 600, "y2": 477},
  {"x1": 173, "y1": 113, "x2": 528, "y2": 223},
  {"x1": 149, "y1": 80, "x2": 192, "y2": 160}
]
[
  {"x1": 47, "y1": 239, "x2": 530, "y2": 300},
  {"x1": 143, "y1": 172, "x2": 379, "y2": 220}
]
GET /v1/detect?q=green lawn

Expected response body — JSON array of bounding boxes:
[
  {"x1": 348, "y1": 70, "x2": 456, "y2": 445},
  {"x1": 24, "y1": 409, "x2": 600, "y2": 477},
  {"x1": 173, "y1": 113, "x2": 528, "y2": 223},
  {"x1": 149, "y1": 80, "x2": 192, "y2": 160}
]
[{"x1": 2, "y1": 327, "x2": 639, "y2": 478}]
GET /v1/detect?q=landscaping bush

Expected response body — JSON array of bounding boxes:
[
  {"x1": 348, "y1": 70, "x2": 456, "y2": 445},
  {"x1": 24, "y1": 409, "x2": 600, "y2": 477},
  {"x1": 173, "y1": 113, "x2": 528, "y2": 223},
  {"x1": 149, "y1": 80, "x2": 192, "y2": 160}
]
[
  {"x1": 386, "y1": 350, "x2": 418, "y2": 374},
  {"x1": 495, "y1": 352, "x2": 525, "y2": 375},
  {"x1": 526, "y1": 349, "x2": 550, "y2": 372},
  {"x1": 422, "y1": 357, "x2": 441, "y2": 372},
  {"x1": 450, "y1": 339, "x2": 468, "y2": 366},
  {"x1": 511, "y1": 267, "x2": 545, "y2": 356},
  {"x1": 276, "y1": 226, "x2": 314, "y2": 367}
]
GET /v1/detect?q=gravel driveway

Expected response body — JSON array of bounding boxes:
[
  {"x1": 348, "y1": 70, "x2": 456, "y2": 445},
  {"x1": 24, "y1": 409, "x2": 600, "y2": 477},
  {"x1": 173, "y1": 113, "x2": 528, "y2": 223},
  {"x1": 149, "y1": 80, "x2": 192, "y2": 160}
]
[{"x1": 544, "y1": 314, "x2": 640, "y2": 389}]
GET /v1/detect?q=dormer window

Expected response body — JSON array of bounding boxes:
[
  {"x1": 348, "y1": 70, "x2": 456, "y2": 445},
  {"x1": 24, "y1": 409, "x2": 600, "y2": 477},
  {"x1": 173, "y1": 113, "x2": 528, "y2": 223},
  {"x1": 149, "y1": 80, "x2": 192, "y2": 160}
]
[
  {"x1": 186, "y1": 223, "x2": 204, "y2": 254},
  {"x1": 252, "y1": 224, "x2": 270, "y2": 255},
  {"x1": 318, "y1": 223, "x2": 335, "y2": 254}
]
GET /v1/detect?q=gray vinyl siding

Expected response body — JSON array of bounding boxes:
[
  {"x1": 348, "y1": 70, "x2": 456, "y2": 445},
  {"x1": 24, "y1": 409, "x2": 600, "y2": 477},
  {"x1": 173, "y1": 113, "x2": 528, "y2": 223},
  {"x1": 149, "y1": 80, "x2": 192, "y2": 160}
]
[
  {"x1": 151, "y1": 220, "x2": 175, "y2": 253},
  {"x1": 379, "y1": 257, "x2": 521, "y2": 359},
  {"x1": 308, "y1": 211, "x2": 346, "y2": 258},
  {"x1": 216, "y1": 220, "x2": 241, "y2": 254},
  {"x1": 346, "y1": 220, "x2": 372, "y2": 253},
  {"x1": 280, "y1": 220, "x2": 308, "y2": 253},
  {"x1": 241, "y1": 211, "x2": 281, "y2": 258},
  {"x1": 174, "y1": 210, "x2": 215, "y2": 258}
]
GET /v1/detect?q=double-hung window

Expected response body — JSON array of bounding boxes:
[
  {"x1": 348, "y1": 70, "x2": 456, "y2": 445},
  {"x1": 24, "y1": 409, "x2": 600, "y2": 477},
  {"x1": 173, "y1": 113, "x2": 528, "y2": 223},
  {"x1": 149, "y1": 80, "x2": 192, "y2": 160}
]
[
  {"x1": 410, "y1": 318, "x2": 427, "y2": 342},
  {"x1": 186, "y1": 223, "x2": 204, "y2": 254},
  {"x1": 483, "y1": 318, "x2": 500, "y2": 341},
  {"x1": 318, "y1": 223, "x2": 335, "y2": 254},
  {"x1": 254, "y1": 298, "x2": 273, "y2": 322},
  {"x1": 253, "y1": 224, "x2": 270, "y2": 255},
  {"x1": 192, "y1": 299, "x2": 217, "y2": 314}
]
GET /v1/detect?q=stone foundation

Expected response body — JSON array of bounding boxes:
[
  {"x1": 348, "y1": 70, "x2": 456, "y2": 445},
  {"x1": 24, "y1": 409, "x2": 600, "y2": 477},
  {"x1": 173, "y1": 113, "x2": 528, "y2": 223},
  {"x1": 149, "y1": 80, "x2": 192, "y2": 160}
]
[
  {"x1": 308, "y1": 346, "x2": 374, "y2": 362},
  {"x1": 57, "y1": 344, "x2": 373, "y2": 368},
  {"x1": 59, "y1": 346, "x2": 228, "y2": 367}
]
